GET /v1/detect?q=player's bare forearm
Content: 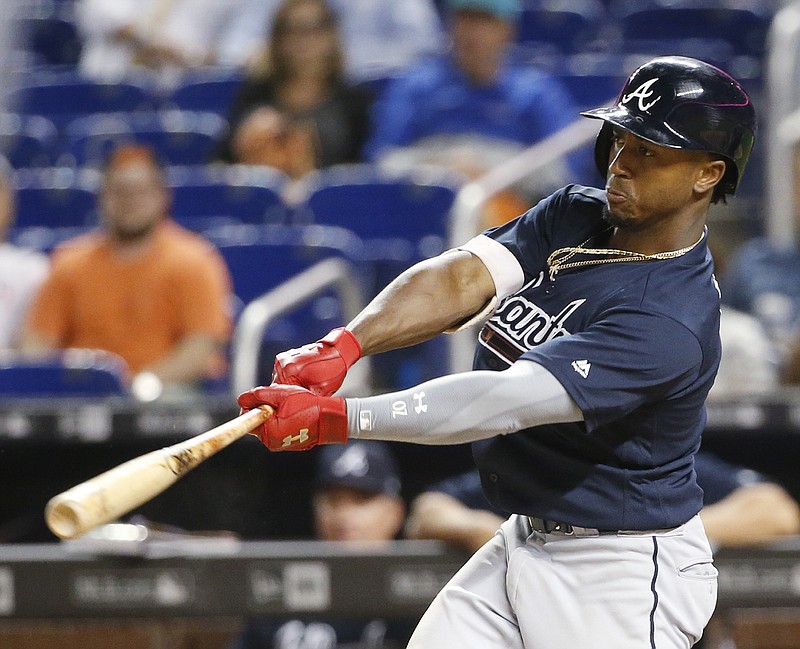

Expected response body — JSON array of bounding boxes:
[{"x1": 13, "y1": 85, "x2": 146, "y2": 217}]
[
  {"x1": 405, "y1": 491, "x2": 504, "y2": 554},
  {"x1": 700, "y1": 482, "x2": 800, "y2": 547},
  {"x1": 144, "y1": 334, "x2": 223, "y2": 384},
  {"x1": 780, "y1": 333, "x2": 800, "y2": 385},
  {"x1": 348, "y1": 250, "x2": 495, "y2": 356}
]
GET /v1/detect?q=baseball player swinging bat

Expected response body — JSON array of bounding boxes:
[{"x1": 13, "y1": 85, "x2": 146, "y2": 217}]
[{"x1": 44, "y1": 405, "x2": 273, "y2": 540}]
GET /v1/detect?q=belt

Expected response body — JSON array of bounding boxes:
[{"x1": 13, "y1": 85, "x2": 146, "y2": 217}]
[{"x1": 527, "y1": 516, "x2": 618, "y2": 537}]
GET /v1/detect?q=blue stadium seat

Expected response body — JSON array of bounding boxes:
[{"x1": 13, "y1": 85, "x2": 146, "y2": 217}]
[
  {"x1": 206, "y1": 223, "x2": 366, "y2": 386},
  {"x1": 7, "y1": 76, "x2": 154, "y2": 127},
  {"x1": 517, "y1": 0, "x2": 607, "y2": 54},
  {"x1": 0, "y1": 113, "x2": 60, "y2": 168},
  {"x1": 9, "y1": 225, "x2": 95, "y2": 254},
  {"x1": 0, "y1": 349, "x2": 130, "y2": 398},
  {"x1": 64, "y1": 110, "x2": 228, "y2": 167},
  {"x1": 164, "y1": 70, "x2": 244, "y2": 117},
  {"x1": 611, "y1": 2, "x2": 772, "y2": 57},
  {"x1": 205, "y1": 223, "x2": 364, "y2": 306},
  {"x1": 552, "y1": 72, "x2": 624, "y2": 110},
  {"x1": 167, "y1": 164, "x2": 290, "y2": 230},
  {"x1": 295, "y1": 166, "x2": 459, "y2": 388},
  {"x1": 12, "y1": 166, "x2": 99, "y2": 229},
  {"x1": 296, "y1": 165, "x2": 458, "y2": 266}
]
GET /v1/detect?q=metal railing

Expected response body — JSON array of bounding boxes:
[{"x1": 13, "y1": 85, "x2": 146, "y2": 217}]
[
  {"x1": 766, "y1": 1, "x2": 800, "y2": 248},
  {"x1": 229, "y1": 257, "x2": 370, "y2": 396},
  {"x1": 446, "y1": 117, "x2": 604, "y2": 374}
]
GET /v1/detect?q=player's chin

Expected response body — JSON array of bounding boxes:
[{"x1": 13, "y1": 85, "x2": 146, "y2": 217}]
[{"x1": 601, "y1": 203, "x2": 636, "y2": 230}]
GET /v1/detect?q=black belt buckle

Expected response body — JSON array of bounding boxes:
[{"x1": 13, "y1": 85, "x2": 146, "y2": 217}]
[
  {"x1": 528, "y1": 516, "x2": 574, "y2": 535},
  {"x1": 546, "y1": 520, "x2": 574, "y2": 535}
]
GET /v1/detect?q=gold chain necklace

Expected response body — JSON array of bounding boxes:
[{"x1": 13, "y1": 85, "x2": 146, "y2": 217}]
[{"x1": 546, "y1": 229, "x2": 705, "y2": 282}]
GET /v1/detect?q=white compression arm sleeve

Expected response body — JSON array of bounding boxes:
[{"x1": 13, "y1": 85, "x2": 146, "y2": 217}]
[{"x1": 347, "y1": 360, "x2": 583, "y2": 445}]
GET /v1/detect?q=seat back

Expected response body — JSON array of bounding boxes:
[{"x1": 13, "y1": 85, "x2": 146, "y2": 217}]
[
  {"x1": 614, "y1": 5, "x2": 771, "y2": 57},
  {"x1": 297, "y1": 165, "x2": 458, "y2": 265},
  {"x1": 206, "y1": 223, "x2": 366, "y2": 387},
  {"x1": 0, "y1": 349, "x2": 129, "y2": 398},
  {"x1": 65, "y1": 110, "x2": 227, "y2": 167},
  {"x1": 166, "y1": 73, "x2": 244, "y2": 117},
  {"x1": 8, "y1": 77, "x2": 153, "y2": 128},
  {"x1": 12, "y1": 167, "x2": 99, "y2": 229},
  {"x1": 517, "y1": 0, "x2": 607, "y2": 54},
  {"x1": 206, "y1": 223, "x2": 365, "y2": 307},
  {"x1": 167, "y1": 164, "x2": 289, "y2": 230},
  {"x1": 15, "y1": 17, "x2": 82, "y2": 67},
  {"x1": 0, "y1": 113, "x2": 60, "y2": 168}
]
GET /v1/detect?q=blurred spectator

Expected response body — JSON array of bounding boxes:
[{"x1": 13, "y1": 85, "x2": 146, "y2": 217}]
[
  {"x1": 406, "y1": 452, "x2": 800, "y2": 554},
  {"x1": 364, "y1": 0, "x2": 580, "y2": 225},
  {"x1": 722, "y1": 144, "x2": 800, "y2": 385},
  {"x1": 20, "y1": 144, "x2": 233, "y2": 400},
  {"x1": 75, "y1": 0, "x2": 245, "y2": 83},
  {"x1": 233, "y1": 441, "x2": 412, "y2": 649},
  {"x1": 217, "y1": 0, "x2": 444, "y2": 85},
  {"x1": 215, "y1": 0, "x2": 373, "y2": 180},
  {"x1": 0, "y1": 156, "x2": 49, "y2": 349},
  {"x1": 709, "y1": 305, "x2": 779, "y2": 399}
]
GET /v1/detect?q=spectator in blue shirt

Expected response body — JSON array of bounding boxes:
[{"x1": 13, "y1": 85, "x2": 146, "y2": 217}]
[{"x1": 364, "y1": 0, "x2": 582, "y2": 225}]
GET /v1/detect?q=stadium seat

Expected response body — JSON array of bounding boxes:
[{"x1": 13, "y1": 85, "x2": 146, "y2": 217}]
[
  {"x1": 164, "y1": 70, "x2": 244, "y2": 117},
  {"x1": 0, "y1": 113, "x2": 60, "y2": 168},
  {"x1": 517, "y1": 0, "x2": 608, "y2": 54},
  {"x1": 610, "y1": 2, "x2": 772, "y2": 57},
  {"x1": 552, "y1": 72, "x2": 625, "y2": 110},
  {"x1": 205, "y1": 223, "x2": 364, "y2": 306},
  {"x1": 0, "y1": 349, "x2": 130, "y2": 398},
  {"x1": 166, "y1": 164, "x2": 290, "y2": 230},
  {"x1": 296, "y1": 165, "x2": 458, "y2": 266},
  {"x1": 9, "y1": 225, "x2": 95, "y2": 254},
  {"x1": 295, "y1": 166, "x2": 459, "y2": 388},
  {"x1": 12, "y1": 166, "x2": 100, "y2": 229},
  {"x1": 64, "y1": 110, "x2": 228, "y2": 167},
  {"x1": 205, "y1": 223, "x2": 366, "y2": 387},
  {"x1": 7, "y1": 76, "x2": 154, "y2": 127}
]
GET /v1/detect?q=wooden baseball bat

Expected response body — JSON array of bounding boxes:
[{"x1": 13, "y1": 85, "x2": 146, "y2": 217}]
[{"x1": 44, "y1": 405, "x2": 273, "y2": 540}]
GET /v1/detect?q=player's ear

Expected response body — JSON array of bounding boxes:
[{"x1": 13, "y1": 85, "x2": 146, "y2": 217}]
[{"x1": 694, "y1": 159, "x2": 727, "y2": 196}]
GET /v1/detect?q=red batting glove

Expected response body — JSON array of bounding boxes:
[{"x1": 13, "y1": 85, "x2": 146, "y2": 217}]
[
  {"x1": 273, "y1": 327, "x2": 362, "y2": 396},
  {"x1": 237, "y1": 384, "x2": 348, "y2": 451}
]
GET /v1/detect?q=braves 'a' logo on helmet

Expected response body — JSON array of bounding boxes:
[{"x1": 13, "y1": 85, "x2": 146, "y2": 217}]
[{"x1": 620, "y1": 78, "x2": 661, "y2": 113}]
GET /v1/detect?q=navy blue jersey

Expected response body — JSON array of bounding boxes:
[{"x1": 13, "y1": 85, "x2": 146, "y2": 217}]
[{"x1": 471, "y1": 185, "x2": 722, "y2": 530}]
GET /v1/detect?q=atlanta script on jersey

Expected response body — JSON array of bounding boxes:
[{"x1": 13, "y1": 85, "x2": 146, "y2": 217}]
[{"x1": 469, "y1": 185, "x2": 721, "y2": 531}]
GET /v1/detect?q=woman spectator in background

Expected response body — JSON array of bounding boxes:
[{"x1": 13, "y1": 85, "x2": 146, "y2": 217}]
[{"x1": 216, "y1": 0, "x2": 373, "y2": 180}]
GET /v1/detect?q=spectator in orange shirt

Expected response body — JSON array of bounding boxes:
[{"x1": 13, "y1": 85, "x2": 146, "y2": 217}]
[{"x1": 21, "y1": 144, "x2": 233, "y2": 400}]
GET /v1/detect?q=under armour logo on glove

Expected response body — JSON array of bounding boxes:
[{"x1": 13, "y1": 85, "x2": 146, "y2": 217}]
[
  {"x1": 282, "y1": 428, "x2": 310, "y2": 447},
  {"x1": 237, "y1": 385, "x2": 348, "y2": 452}
]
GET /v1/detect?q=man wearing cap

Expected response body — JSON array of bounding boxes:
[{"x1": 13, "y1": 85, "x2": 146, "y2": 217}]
[
  {"x1": 233, "y1": 440, "x2": 410, "y2": 649},
  {"x1": 363, "y1": 0, "x2": 580, "y2": 220},
  {"x1": 312, "y1": 441, "x2": 406, "y2": 543}
]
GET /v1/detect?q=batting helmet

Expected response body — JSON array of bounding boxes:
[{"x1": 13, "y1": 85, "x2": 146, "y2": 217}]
[{"x1": 581, "y1": 56, "x2": 756, "y2": 197}]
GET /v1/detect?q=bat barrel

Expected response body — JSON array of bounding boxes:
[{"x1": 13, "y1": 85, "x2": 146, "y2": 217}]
[
  {"x1": 44, "y1": 407, "x2": 272, "y2": 540},
  {"x1": 45, "y1": 492, "x2": 107, "y2": 540},
  {"x1": 44, "y1": 448, "x2": 177, "y2": 540}
]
